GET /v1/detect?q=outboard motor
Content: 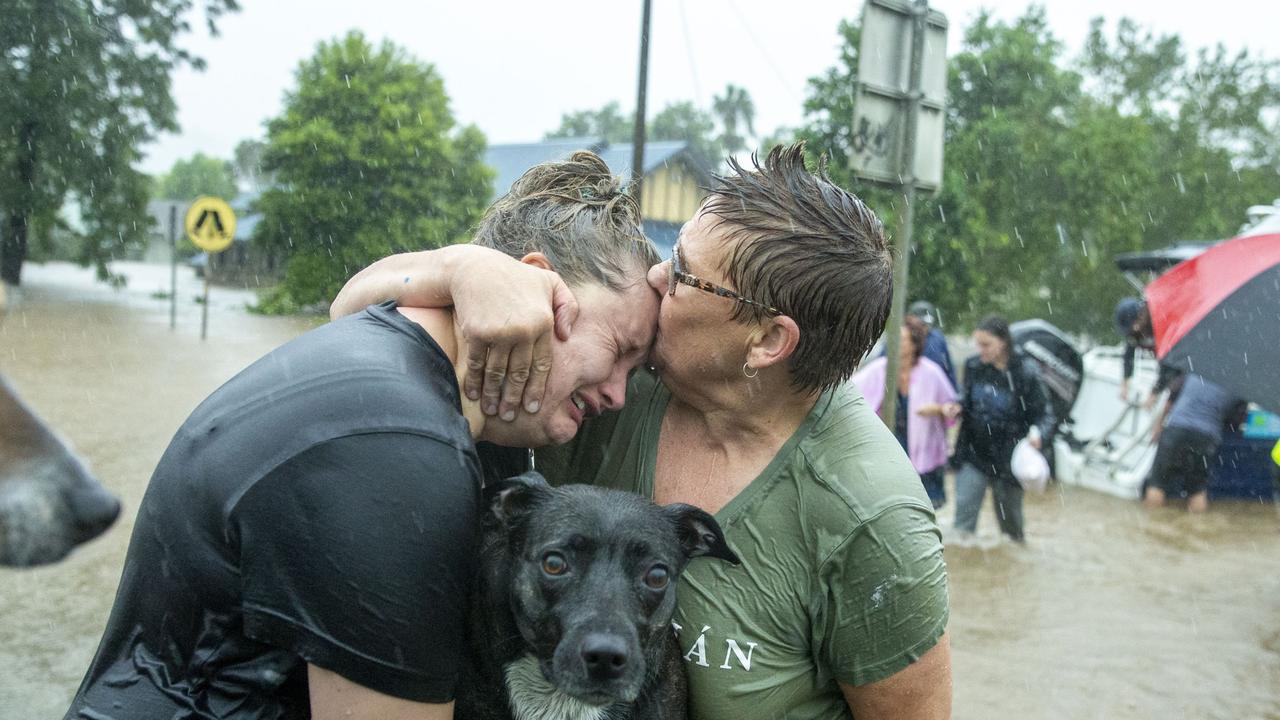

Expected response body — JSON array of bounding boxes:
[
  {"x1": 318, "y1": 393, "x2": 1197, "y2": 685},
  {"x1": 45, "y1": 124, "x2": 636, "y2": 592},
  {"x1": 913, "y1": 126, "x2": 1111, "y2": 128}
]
[
  {"x1": 1011, "y1": 319, "x2": 1084, "y2": 424},
  {"x1": 1011, "y1": 320, "x2": 1084, "y2": 480}
]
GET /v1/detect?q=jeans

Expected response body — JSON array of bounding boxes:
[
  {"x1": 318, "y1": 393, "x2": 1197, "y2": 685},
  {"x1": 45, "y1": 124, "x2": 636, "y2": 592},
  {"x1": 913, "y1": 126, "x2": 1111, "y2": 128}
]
[
  {"x1": 954, "y1": 462, "x2": 1025, "y2": 541},
  {"x1": 920, "y1": 467, "x2": 946, "y2": 509}
]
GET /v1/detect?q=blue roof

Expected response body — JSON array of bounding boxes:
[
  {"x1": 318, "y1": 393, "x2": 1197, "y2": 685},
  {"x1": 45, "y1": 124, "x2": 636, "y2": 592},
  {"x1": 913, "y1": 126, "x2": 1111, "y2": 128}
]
[
  {"x1": 484, "y1": 137, "x2": 606, "y2": 199},
  {"x1": 597, "y1": 141, "x2": 692, "y2": 181},
  {"x1": 644, "y1": 221, "x2": 681, "y2": 260},
  {"x1": 230, "y1": 190, "x2": 261, "y2": 212},
  {"x1": 484, "y1": 138, "x2": 701, "y2": 199},
  {"x1": 231, "y1": 191, "x2": 262, "y2": 241},
  {"x1": 226, "y1": 140, "x2": 700, "y2": 245}
]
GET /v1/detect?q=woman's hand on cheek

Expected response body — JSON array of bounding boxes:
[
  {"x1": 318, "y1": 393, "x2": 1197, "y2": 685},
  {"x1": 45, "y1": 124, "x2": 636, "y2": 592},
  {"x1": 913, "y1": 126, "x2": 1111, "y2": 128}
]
[{"x1": 451, "y1": 250, "x2": 580, "y2": 419}]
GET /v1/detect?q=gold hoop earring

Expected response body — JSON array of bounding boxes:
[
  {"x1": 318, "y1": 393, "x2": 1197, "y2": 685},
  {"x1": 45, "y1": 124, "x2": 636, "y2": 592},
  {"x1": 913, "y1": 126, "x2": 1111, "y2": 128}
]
[{"x1": 742, "y1": 362, "x2": 759, "y2": 379}]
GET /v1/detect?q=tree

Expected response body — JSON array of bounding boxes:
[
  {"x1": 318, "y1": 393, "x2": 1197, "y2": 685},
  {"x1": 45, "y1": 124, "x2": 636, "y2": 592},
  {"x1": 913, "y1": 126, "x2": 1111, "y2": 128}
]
[
  {"x1": 650, "y1": 101, "x2": 721, "y2": 169},
  {"x1": 545, "y1": 102, "x2": 633, "y2": 143},
  {"x1": 545, "y1": 88, "x2": 759, "y2": 171},
  {"x1": 231, "y1": 139, "x2": 270, "y2": 192},
  {"x1": 1083, "y1": 20, "x2": 1280, "y2": 242},
  {"x1": 253, "y1": 31, "x2": 492, "y2": 311},
  {"x1": 155, "y1": 153, "x2": 238, "y2": 201},
  {"x1": 712, "y1": 84, "x2": 756, "y2": 156},
  {"x1": 756, "y1": 127, "x2": 799, "y2": 156},
  {"x1": 0, "y1": 0, "x2": 239, "y2": 286},
  {"x1": 800, "y1": 8, "x2": 1280, "y2": 336}
]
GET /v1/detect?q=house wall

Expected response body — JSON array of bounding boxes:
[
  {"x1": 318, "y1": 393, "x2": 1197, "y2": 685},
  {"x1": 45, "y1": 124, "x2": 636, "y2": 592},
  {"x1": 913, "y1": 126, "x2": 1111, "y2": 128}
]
[
  {"x1": 208, "y1": 242, "x2": 281, "y2": 288},
  {"x1": 640, "y1": 160, "x2": 706, "y2": 225}
]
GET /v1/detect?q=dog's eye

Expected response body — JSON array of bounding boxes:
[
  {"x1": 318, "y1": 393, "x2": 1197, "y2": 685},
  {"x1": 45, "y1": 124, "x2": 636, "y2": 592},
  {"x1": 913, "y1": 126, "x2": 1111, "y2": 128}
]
[
  {"x1": 643, "y1": 565, "x2": 669, "y2": 590},
  {"x1": 541, "y1": 552, "x2": 568, "y2": 576}
]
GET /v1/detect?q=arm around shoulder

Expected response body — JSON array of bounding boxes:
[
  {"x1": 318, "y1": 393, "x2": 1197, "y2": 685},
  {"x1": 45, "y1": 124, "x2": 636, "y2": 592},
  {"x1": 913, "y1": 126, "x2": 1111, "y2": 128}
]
[
  {"x1": 330, "y1": 245, "x2": 477, "y2": 320},
  {"x1": 330, "y1": 244, "x2": 580, "y2": 417}
]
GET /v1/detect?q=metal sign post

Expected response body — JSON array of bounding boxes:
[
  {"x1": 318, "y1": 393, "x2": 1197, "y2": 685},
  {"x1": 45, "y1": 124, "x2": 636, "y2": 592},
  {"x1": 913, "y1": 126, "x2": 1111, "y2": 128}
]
[
  {"x1": 850, "y1": 0, "x2": 947, "y2": 429},
  {"x1": 168, "y1": 204, "x2": 178, "y2": 330},
  {"x1": 183, "y1": 196, "x2": 237, "y2": 341}
]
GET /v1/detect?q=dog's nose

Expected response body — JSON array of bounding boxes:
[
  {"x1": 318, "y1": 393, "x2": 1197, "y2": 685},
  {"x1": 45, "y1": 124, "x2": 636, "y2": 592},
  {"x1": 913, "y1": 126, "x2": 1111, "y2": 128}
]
[
  {"x1": 68, "y1": 481, "x2": 121, "y2": 543},
  {"x1": 581, "y1": 633, "x2": 629, "y2": 680}
]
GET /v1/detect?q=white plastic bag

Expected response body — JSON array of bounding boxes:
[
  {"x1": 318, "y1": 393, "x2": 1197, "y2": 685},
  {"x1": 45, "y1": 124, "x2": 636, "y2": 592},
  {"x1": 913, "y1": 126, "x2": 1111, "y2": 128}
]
[{"x1": 1011, "y1": 437, "x2": 1050, "y2": 493}]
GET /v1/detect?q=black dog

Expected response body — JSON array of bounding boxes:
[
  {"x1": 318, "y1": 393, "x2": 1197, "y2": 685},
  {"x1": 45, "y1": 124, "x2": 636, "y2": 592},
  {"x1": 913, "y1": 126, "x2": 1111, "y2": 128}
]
[{"x1": 457, "y1": 472, "x2": 739, "y2": 720}]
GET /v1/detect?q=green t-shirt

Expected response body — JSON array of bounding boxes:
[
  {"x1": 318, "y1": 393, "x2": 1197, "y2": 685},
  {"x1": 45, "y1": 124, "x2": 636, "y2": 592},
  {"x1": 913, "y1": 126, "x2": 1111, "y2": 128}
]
[{"x1": 539, "y1": 370, "x2": 950, "y2": 719}]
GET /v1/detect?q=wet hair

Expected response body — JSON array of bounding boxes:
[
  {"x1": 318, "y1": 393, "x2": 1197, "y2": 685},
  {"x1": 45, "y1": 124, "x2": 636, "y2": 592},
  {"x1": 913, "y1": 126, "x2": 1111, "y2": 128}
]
[
  {"x1": 975, "y1": 314, "x2": 1012, "y2": 358},
  {"x1": 903, "y1": 316, "x2": 929, "y2": 365},
  {"x1": 473, "y1": 151, "x2": 660, "y2": 290},
  {"x1": 701, "y1": 142, "x2": 892, "y2": 394}
]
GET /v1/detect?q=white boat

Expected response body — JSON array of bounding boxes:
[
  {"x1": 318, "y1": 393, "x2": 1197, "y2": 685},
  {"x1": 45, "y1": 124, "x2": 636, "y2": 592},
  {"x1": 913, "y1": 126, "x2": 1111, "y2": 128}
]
[
  {"x1": 1052, "y1": 348, "x2": 1163, "y2": 499},
  {"x1": 1045, "y1": 201, "x2": 1280, "y2": 500}
]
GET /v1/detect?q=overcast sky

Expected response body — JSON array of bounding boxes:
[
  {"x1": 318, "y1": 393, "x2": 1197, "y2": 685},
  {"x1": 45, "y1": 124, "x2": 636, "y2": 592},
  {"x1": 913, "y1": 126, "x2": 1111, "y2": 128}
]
[{"x1": 142, "y1": 0, "x2": 1279, "y2": 175}]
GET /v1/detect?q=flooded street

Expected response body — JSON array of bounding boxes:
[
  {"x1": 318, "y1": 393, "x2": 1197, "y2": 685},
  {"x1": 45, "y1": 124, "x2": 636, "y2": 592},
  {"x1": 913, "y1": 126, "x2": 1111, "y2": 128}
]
[
  {"x1": 0, "y1": 262, "x2": 318, "y2": 718},
  {"x1": 945, "y1": 488, "x2": 1280, "y2": 719},
  {"x1": 2, "y1": 263, "x2": 1279, "y2": 719}
]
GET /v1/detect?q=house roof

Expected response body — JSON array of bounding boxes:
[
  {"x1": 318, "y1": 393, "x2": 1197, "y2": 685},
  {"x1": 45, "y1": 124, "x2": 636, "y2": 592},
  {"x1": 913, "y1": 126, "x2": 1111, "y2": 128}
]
[
  {"x1": 484, "y1": 138, "x2": 706, "y2": 199},
  {"x1": 484, "y1": 137, "x2": 607, "y2": 199},
  {"x1": 145, "y1": 194, "x2": 260, "y2": 241},
  {"x1": 208, "y1": 139, "x2": 703, "y2": 246},
  {"x1": 229, "y1": 191, "x2": 262, "y2": 241}
]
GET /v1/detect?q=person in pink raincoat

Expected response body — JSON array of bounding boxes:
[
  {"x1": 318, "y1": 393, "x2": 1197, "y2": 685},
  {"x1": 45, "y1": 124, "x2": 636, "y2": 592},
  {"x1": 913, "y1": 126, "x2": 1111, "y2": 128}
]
[{"x1": 854, "y1": 320, "x2": 957, "y2": 508}]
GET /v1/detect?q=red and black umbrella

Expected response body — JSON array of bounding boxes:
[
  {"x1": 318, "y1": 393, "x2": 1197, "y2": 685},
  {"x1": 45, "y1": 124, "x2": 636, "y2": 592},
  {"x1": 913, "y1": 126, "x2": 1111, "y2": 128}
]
[{"x1": 1146, "y1": 229, "x2": 1280, "y2": 412}]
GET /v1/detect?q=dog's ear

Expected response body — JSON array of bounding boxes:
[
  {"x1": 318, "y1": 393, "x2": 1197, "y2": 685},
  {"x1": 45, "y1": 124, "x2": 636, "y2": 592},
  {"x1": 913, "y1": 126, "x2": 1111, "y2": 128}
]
[
  {"x1": 488, "y1": 471, "x2": 551, "y2": 526},
  {"x1": 665, "y1": 504, "x2": 740, "y2": 565}
]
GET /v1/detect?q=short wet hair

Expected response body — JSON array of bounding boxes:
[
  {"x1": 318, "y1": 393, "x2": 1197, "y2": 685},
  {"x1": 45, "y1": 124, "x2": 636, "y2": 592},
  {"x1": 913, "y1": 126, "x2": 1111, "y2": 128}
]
[
  {"x1": 702, "y1": 142, "x2": 893, "y2": 394},
  {"x1": 473, "y1": 151, "x2": 660, "y2": 291}
]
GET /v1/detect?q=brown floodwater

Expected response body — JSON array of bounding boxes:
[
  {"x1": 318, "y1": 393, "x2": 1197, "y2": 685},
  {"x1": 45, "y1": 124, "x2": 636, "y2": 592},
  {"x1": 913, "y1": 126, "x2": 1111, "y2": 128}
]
[{"x1": 1, "y1": 262, "x2": 1278, "y2": 720}]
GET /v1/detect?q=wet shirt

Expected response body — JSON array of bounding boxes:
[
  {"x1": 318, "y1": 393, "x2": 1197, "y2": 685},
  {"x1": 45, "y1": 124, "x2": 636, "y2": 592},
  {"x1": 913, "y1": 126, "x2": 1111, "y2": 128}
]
[
  {"x1": 539, "y1": 370, "x2": 950, "y2": 720},
  {"x1": 66, "y1": 301, "x2": 483, "y2": 719},
  {"x1": 1166, "y1": 374, "x2": 1241, "y2": 444}
]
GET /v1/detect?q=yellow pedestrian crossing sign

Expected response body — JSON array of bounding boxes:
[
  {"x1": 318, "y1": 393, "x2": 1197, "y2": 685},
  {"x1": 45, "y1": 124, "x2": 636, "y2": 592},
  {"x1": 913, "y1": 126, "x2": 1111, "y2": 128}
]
[{"x1": 185, "y1": 196, "x2": 237, "y2": 253}]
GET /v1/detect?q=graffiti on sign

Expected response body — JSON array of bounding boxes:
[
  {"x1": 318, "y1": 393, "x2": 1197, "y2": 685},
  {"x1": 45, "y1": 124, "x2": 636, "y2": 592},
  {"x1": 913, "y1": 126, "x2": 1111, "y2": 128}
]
[{"x1": 852, "y1": 117, "x2": 894, "y2": 159}]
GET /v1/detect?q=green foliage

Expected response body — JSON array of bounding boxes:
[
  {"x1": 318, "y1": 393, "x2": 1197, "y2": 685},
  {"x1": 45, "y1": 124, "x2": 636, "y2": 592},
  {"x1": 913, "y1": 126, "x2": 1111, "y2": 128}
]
[
  {"x1": 800, "y1": 8, "x2": 1280, "y2": 338},
  {"x1": 650, "y1": 101, "x2": 721, "y2": 169},
  {"x1": 155, "y1": 153, "x2": 238, "y2": 202},
  {"x1": 232, "y1": 138, "x2": 270, "y2": 191},
  {"x1": 253, "y1": 31, "x2": 493, "y2": 311},
  {"x1": 545, "y1": 102, "x2": 633, "y2": 143},
  {"x1": 756, "y1": 127, "x2": 799, "y2": 155},
  {"x1": 544, "y1": 84, "x2": 761, "y2": 171},
  {"x1": 712, "y1": 84, "x2": 756, "y2": 156},
  {"x1": 0, "y1": 0, "x2": 239, "y2": 286}
]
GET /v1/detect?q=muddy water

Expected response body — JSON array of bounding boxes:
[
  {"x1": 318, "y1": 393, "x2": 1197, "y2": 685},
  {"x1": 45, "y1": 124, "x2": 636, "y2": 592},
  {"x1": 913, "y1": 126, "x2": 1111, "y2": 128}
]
[
  {"x1": 0, "y1": 262, "x2": 318, "y2": 718},
  {"x1": 1, "y1": 262, "x2": 1279, "y2": 719}
]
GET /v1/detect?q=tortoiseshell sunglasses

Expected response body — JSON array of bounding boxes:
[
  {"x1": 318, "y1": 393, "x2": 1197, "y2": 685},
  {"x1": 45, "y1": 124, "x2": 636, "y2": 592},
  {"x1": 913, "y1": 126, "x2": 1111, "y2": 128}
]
[{"x1": 667, "y1": 242, "x2": 781, "y2": 317}]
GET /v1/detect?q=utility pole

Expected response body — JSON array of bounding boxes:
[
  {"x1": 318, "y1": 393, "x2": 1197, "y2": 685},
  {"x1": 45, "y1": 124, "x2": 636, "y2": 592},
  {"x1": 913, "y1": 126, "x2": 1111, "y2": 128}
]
[
  {"x1": 630, "y1": 0, "x2": 652, "y2": 208},
  {"x1": 879, "y1": 0, "x2": 929, "y2": 430},
  {"x1": 168, "y1": 204, "x2": 178, "y2": 330}
]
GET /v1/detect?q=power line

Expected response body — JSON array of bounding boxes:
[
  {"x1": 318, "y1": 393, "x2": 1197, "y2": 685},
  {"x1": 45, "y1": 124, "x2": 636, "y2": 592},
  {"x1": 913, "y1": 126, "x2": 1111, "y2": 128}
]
[
  {"x1": 678, "y1": 0, "x2": 704, "y2": 106},
  {"x1": 725, "y1": 0, "x2": 803, "y2": 105}
]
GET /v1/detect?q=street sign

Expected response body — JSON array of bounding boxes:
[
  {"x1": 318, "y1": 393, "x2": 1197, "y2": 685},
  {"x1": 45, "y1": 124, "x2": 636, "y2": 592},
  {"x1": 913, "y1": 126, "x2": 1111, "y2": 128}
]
[
  {"x1": 184, "y1": 196, "x2": 237, "y2": 253},
  {"x1": 851, "y1": 0, "x2": 948, "y2": 190},
  {"x1": 852, "y1": 0, "x2": 949, "y2": 431}
]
